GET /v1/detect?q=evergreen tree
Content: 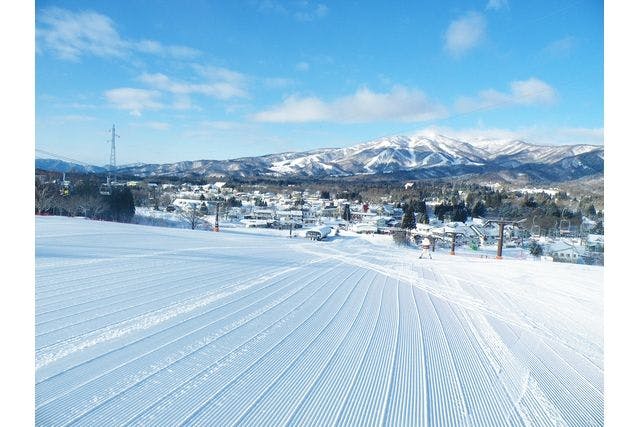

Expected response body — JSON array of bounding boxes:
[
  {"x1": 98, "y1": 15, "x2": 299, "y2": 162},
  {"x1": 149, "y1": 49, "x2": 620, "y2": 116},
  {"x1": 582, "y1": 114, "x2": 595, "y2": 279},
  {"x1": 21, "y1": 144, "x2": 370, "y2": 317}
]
[
  {"x1": 522, "y1": 197, "x2": 537, "y2": 208},
  {"x1": 401, "y1": 206, "x2": 416, "y2": 229},
  {"x1": 107, "y1": 187, "x2": 135, "y2": 223},
  {"x1": 434, "y1": 203, "x2": 451, "y2": 221},
  {"x1": 451, "y1": 202, "x2": 468, "y2": 222},
  {"x1": 224, "y1": 196, "x2": 242, "y2": 208},
  {"x1": 342, "y1": 204, "x2": 351, "y2": 221},
  {"x1": 471, "y1": 200, "x2": 486, "y2": 218},
  {"x1": 529, "y1": 241, "x2": 543, "y2": 257},
  {"x1": 592, "y1": 220, "x2": 604, "y2": 234},
  {"x1": 417, "y1": 211, "x2": 429, "y2": 224}
]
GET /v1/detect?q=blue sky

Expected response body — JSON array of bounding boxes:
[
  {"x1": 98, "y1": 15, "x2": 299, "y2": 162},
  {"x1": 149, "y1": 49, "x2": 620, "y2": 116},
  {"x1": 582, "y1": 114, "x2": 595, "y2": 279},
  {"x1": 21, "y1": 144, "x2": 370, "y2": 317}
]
[{"x1": 35, "y1": 0, "x2": 603, "y2": 165}]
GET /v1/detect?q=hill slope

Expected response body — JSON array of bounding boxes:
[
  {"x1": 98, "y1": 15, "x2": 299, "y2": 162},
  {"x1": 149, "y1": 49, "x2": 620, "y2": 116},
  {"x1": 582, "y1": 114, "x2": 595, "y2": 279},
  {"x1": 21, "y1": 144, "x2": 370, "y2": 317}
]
[{"x1": 36, "y1": 216, "x2": 603, "y2": 425}]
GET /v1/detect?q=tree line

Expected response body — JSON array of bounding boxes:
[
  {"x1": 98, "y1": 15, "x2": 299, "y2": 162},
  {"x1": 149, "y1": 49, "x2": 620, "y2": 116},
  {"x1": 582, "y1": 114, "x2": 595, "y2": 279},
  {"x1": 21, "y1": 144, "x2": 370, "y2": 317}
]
[{"x1": 35, "y1": 178, "x2": 135, "y2": 223}]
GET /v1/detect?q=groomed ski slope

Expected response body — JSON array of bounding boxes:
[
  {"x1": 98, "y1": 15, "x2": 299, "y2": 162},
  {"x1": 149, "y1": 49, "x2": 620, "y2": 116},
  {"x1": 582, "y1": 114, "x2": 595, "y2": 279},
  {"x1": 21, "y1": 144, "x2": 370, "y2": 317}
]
[{"x1": 35, "y1": 216, "x2": 603, "y2": 426}]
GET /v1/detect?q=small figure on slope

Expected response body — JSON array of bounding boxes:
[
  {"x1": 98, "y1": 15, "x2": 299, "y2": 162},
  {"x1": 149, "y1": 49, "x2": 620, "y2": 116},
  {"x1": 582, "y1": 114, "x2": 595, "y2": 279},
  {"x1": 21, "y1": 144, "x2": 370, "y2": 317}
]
[{"x1": 419, "y1": 239, "x2": 432, "y2": 259}]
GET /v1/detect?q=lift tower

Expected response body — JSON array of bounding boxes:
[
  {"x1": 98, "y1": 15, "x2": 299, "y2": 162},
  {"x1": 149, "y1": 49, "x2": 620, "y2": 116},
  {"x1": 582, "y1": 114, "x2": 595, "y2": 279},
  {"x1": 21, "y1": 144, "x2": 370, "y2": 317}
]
[
  {"x1": 100, "y1": 124, "x2": 119, "y2": 196},
  {"x1": 484, "y1": 218, "x2": 526, "y2": 259},
  {"x1": 109, "y1": 124, "x2": 119, "y2": 183}
]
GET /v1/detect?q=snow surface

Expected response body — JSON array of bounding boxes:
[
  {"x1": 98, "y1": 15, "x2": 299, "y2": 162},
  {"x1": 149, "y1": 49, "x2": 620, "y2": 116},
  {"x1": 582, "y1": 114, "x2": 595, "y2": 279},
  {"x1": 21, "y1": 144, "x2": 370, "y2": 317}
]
[{"x1": 35, "y1": 216, "x2": 603, "y2": 426}]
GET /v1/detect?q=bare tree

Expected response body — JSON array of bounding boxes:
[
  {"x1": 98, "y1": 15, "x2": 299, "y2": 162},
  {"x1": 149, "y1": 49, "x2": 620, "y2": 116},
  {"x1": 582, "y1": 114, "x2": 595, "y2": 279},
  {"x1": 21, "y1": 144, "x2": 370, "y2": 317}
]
[
  {"x1": 159, "y1": 192, "x2": 175, "y2": 209},
  {"x1": 58, "y1": 195, "x2": 78, "y2": 216},
  {"x1": 180, "y1": 203, "x2": 208, "y2": 230},
  {"x1": 77, "y1": 193, "x2": 108, "y2": 219},
  {"x1": 35, "y1": 180, "x2": 57, "y2": 214}
]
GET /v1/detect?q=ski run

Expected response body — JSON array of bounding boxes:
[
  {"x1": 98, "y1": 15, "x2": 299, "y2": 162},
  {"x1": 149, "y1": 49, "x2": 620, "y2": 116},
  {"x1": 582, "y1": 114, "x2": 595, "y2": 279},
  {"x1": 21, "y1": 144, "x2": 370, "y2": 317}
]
[{"x1": 35, "y1": 216, "x2": 603, "y2": 426}]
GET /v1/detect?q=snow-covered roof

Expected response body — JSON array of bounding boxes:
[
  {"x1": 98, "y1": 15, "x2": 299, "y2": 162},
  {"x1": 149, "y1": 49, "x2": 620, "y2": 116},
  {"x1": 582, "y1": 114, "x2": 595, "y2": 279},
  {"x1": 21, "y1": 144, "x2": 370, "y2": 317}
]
[
  {"x1": 547, "y1": 241, "x2": 586, "y2": 255},
  {"x1": 352, "y1": 223, "x2": 378, "y2": 232},
  {"x1": 587, "y1": 234, "x2": 604, "y2": 244}
]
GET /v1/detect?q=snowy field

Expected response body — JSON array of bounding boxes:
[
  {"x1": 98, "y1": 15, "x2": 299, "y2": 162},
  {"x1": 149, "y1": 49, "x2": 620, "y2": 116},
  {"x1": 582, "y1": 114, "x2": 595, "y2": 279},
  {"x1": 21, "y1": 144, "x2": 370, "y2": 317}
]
[{"x1": 35, "y1": 216, "x2": 603, "y2": 426}]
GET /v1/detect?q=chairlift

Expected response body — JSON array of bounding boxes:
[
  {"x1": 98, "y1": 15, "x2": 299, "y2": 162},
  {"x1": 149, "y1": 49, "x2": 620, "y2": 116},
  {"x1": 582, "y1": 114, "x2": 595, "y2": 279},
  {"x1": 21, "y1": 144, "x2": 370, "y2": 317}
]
[
  {"x1": 59, "y1": 172, "x2": 71, "y2": 196},
  {"x1": 558, "y1": 208, "x2": 571, "y2": 236},
  {"x1": 99, "y1": 183, "x2": 112, "y2": 196},
  {"x1": 530, "y1": 224, "x2": 541, "y2": 237},
  {"x1": 530, "y1": 215, "x2": 541, "y2": 237},
  {"x1": 579, "y1": 221, "x2": 590, "y2": 238},
  {"x1": 559, "y1": 218, "x2": 571, "y2": 236},
  {"x1": 60, "y1": 181, "x2": 70, "y2": 197}
]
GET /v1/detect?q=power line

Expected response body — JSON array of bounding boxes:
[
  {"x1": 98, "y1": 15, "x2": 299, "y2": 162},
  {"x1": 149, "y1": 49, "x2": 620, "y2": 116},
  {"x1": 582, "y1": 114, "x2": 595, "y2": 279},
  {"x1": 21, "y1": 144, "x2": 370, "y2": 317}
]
[{"x1": 35, "y1": 148, "x2": 100, "y2": 170}]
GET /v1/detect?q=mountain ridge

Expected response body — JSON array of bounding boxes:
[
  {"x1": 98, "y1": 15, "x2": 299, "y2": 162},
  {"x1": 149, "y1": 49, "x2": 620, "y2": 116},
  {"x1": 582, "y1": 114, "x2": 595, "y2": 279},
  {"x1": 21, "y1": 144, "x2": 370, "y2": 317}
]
[{"x1": 36, "y1": 133, "x2": 603, "y2": 183}]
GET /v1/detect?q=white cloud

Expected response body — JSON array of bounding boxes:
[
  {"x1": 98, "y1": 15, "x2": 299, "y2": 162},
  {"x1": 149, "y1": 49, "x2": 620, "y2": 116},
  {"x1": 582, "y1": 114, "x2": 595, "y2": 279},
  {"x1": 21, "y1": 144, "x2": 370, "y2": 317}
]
[
  {"x1": 132, "y1": 121, "x2": 170, "y2": 131},
  {"x1": 103, "y1": 66, "x2": 250, "y2": 115},
  {"x1": 542, "y1": 36, "x2": 577, "y2": 57},
  {"x1": 510, "y1": 78, "x2": 557, "y2": 104},
  {"x1": 257, "y1": 1, "x2": 329, "y2": 21},
  {"x1": 254, "y1": 96, "x2": 328, "y2": 122},
  {"x1": 257, "y1": 0, "x2": 288, "y2": 15},
  {"x1": 294, "y1": 3, "x2": 329, "y2": 21},
  {"x1": 137, "y1": 69, "x2": 249, "y2": 109},
  {"x1": 172, "y1": 94, "x2": 193, "y2": 111},
  {"x1": 47, "y1": 115, "x2": 96, "y2": 125},
  {"x1": 36, "y1": 7, "x2": 126, "y2": 60},
  {"x1": 486, "y1": 0, "x2": 509, "y2": 11},
  {"x1": 295, "y1": 62, "x2": 310, "y2": 72},
  {"x1": 37, "y1": 7, "x2": 200, "y2": 61},
  {"x1": 182, "y1": 121, "x2": 252, "y2": 141},
  {"x1": 455, "y1": 78, "x2": 557, "y2": 112},
  {"x1": 104, "y1": 88, "x2": 163, "y2": 116},
  {"x1": 264, "y1": 77, "x2": 295, "y2": 89},
  {"x1": 192, "y1": 65, "x2": 247, "y2": 85},
  {"x1": 555, "y1": 127, "x2": 604, "y2": 144},
  {"x1": 444, "y1": 12, "x2": 486, "y2": 57},
  {"x1": 134, "y1": 40, "x2": 200, "y2": 59},
  {"x1": 253, "y1": 86, "x2": 447, "y2": 123},
  {"x1": 413, "y1": 125, "x2": 603, "y2": 146},
  {"x1": 199, "y1": 121, "x2": 242, "y2": 130}
]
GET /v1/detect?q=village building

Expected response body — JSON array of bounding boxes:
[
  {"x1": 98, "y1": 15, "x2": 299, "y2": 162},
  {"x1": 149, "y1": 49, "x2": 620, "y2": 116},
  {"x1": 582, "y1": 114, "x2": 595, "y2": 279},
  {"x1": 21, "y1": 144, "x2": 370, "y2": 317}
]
[{"x1": 546, "y1": 241, "x2": 587, "y2": 263}]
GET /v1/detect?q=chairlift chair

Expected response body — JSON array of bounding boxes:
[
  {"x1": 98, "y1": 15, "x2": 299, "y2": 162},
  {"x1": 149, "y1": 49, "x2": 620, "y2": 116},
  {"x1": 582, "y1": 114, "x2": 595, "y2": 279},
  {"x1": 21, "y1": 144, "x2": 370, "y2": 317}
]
[
  {"x1": 531, "y1": 224, "x2": 541, "y2": 237},
  {"x1": 99, "y1": 183, "x2": 112, "y2": 196}
]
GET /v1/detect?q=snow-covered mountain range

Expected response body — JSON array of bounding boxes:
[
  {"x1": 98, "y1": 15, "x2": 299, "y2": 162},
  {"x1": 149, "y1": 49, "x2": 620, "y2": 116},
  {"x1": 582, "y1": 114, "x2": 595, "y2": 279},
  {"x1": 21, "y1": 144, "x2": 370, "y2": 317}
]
[{"x1": 36, "y1": 133, "x2": 604, "y2": 182}]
